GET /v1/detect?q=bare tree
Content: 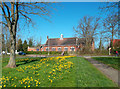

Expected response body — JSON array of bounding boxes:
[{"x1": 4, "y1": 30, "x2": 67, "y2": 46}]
[
  {"x1": 103, "y1": 14, "x2": 118, "y2": 50},
  {"x1": 74, "y1": 16, "x2": 100, "y2": 53},
  {"x1": 2, "y1": 26, "x2": 11, "y2": 53},
  {"x1": 36, "y1": 36, "x2": 42, "y2": 47},
  {"x1": 0, "y1": 1, "x2": 53, "y2": 68},
  {"x1": 99, "y1": 2, "x2": 118, "y2": 51},
  {"x1": 2, "y1": 26, "x2": 10, "y2": 54},
  {"x1": 2, "y1": 34, "x2": 5, "y2": 51},
  {"x1": 98, "y1": 31, "x2": 106, "y2": 51},
  {"x1": 99, "y1": 2, "x2": 118, "y2": 15},
  {"x1": 35, "y1": 36, "x2": 42, "y2": 51}
]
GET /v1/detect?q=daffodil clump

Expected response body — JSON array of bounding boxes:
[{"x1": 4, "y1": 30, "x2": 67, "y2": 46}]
[
  {"x1": 0, "y1": 78, "x2": 2, "y2": 88},
  {"x1": 2, "y1": 56, "x2": 74, "y2": 87},
  {"x1": 2, "y1": 76, "x2": 17, "y2": 87},
  {"x1": 19, "y1": 76, "x2": 41, "y2": 87}
]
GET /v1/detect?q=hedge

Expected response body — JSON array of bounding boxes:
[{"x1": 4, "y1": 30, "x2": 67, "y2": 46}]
[
  {"x1": 24, "y1": 51, "x2": 68, "y2": 55},
  {"x1": 112, "y1": 49, "x2": 120, "y2": 54}
]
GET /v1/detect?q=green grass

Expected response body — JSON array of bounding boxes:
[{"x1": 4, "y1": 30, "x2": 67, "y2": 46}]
[
  {"x1": 2, "y1": 56, "x2": 117, "y2": 87},
  {"x1": 92, "y1": 57, "x2": 120, "y2": 71}
]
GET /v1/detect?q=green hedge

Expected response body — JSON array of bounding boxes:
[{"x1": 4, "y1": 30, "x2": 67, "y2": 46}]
[
  {"x1": 94, "y1": 49, "x2": 109, "y2": 55},
  {"x1": 24, "y1": 51, "x2": 68, "y2": 55},
  {"x1": 112, "y1": 49, "x2": 120, "y2": 54}
]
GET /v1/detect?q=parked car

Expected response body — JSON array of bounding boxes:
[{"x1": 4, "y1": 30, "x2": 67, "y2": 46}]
[{"x1": 18, "y1": 51, "x2": 26, "y2": 55}]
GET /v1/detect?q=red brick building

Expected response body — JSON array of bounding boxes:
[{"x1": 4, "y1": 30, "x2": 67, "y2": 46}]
[
  {"x1": 28, "y1": 34, "x2": 94, "y2": 52},
  {"x1": 110, "y1": 39, "x2": 120, "y2": 49},
  {"x1": 28, "y1": 47, "x2": 40, "y2": 51}
]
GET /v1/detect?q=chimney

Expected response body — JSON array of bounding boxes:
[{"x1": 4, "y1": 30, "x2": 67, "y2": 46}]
[
  {"x1": 60, "y1": 34, "x2": 63, "y2": 40},
  {"x1": 47, "y1": 36, "x2": 49, "y2": 40}
]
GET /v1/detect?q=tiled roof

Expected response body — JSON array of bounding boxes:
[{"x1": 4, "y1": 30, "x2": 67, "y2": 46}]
[{"x1": 45, "y1": 37, "x2": 86, "y2": 46}]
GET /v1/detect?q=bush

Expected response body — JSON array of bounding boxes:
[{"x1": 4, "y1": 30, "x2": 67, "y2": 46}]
[
  {"x1": 112, "y1": 49, "x2": 120, "y2": 54},
  {"x1": 93, "y1": 49, "x2": 109, "y2": 55},
  {"x1": 24, "y1": 51, "x2": 68, "y2": 55},
  {"x1": 76, "y1": 49, "x2": 109, "y2": 55}
]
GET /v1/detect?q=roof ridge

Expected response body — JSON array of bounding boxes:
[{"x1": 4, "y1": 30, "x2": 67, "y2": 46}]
[{"x1": 49, "y1": 37, "x2": 77, "y2": 39}]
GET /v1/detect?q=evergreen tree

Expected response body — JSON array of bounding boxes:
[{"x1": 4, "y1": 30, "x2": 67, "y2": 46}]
[
  {"x1": 23, "y1": 40, "x2": 28, "y2": 51},
  {"x1": 17, "y1": 39, "x2": 23, "y2": 51},
  {"x1": 29, "y1": 38, "x2": 33, "y2": 47}
]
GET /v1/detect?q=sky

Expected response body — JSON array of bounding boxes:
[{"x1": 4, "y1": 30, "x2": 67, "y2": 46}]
[{"x1": 17, "y1": 2, "x2": 116, "y2": 48}]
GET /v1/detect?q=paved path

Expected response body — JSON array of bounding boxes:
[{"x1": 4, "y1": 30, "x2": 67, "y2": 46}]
[
  {"x1": 83, "y1": 56, "x2": 119, "y2": 86},
  {"x1": 26, "y1": 55, "x2": 46, "y2": 57}
]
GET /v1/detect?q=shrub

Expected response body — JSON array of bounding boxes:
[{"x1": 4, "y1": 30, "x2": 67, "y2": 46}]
[{"x1": 24, "y1": 51, "x2": 68, "y2": 55}]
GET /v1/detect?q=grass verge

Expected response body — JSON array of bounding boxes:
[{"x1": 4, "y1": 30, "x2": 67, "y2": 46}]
[
  {"x1": 92, "y1": 57, "x2": 120, "y2": 71},
  {"x1": 2, "y1": 56, "x2": 117, "y2": 87}
]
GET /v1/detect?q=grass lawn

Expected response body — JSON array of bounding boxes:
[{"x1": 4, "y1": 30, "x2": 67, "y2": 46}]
[
  {"x1": 1, "y1": 56, "x2": 117, "y2": 87},
  {"x1": 92, "y1": 57, "x2": 120, "y2": 71}
]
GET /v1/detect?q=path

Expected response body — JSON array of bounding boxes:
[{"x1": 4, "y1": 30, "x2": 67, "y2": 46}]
[
  {"x1": 83, "y1": 56, "x2": 119, "y2": 87},
  {"x1": 26, "y1": 55, "x2": 46, "y2": 57}
]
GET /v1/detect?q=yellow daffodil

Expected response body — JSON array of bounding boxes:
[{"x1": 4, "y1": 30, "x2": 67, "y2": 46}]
[
  {"x1": 28, "y1": 85, "x2": 30, "y2": 87},
  {"x1": 3, "y1": 85, "x2": 6, "y2": 87}
]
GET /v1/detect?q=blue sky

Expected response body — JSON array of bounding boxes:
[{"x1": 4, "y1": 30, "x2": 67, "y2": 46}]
[{"x1": 17, "y1": 2, "x2": 108, "y2": 48}]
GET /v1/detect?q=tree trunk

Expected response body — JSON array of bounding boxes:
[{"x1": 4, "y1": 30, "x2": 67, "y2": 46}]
[
  {"x1": 85, "y1": 37, "x2": 91, "y2": 53},
  {"x1": 111, "y1": 28, "x2": 114, "y2": 51},
  {"x1": 6, "y1": 26, "x2": 16, "y2": 68},
  {"x1": 99, "y1": 38, "x2": 102, "y2": 52},
  {"x1": 5, "y1": 47, "x2": 7, "y2": 55}
]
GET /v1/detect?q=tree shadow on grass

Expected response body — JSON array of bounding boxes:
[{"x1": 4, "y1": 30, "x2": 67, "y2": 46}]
[{"x1": 16, "y1": 57, "x2": 46, "y2": 67}]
